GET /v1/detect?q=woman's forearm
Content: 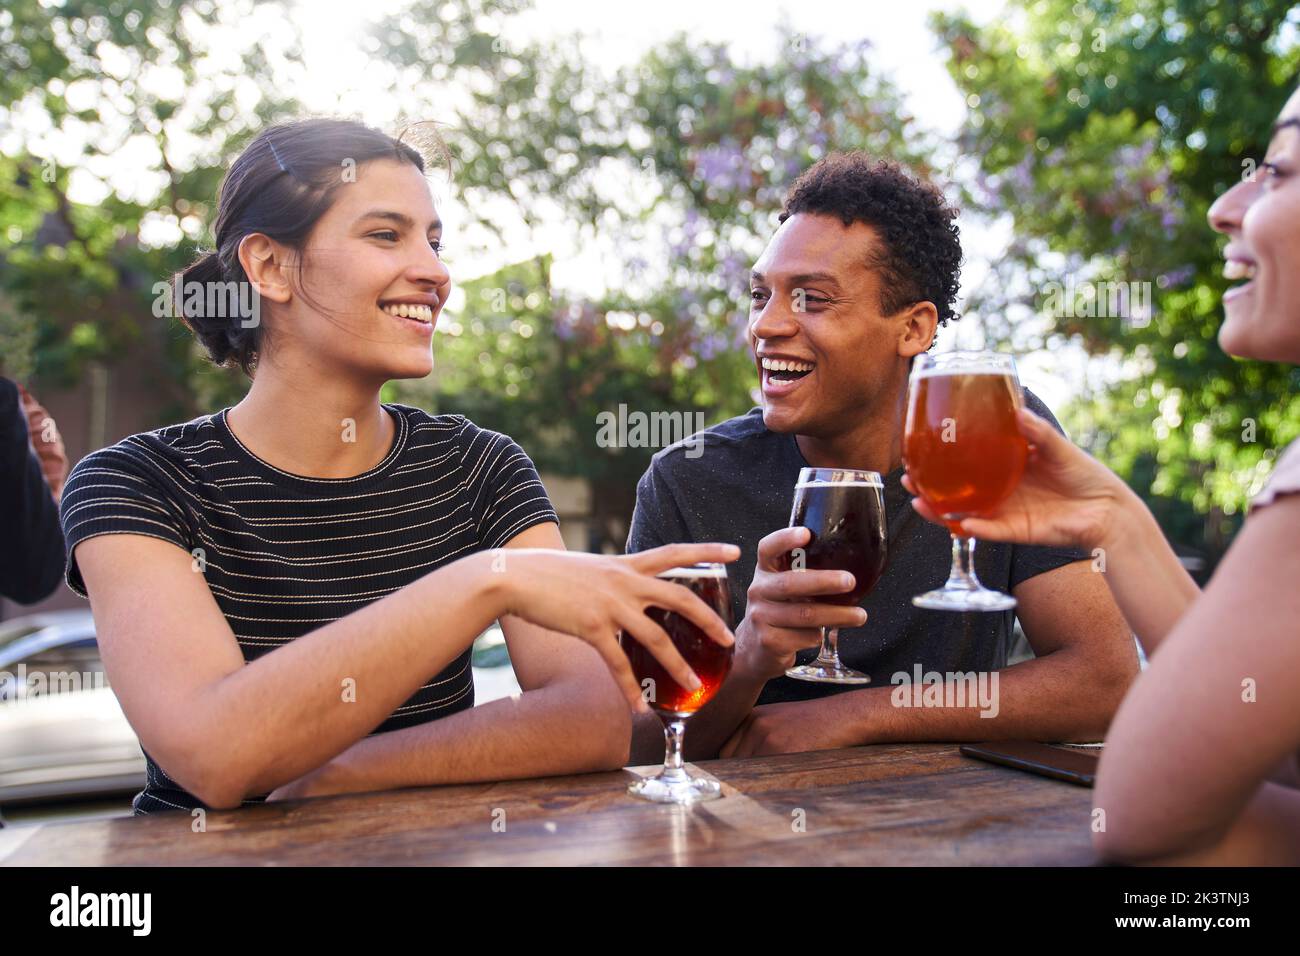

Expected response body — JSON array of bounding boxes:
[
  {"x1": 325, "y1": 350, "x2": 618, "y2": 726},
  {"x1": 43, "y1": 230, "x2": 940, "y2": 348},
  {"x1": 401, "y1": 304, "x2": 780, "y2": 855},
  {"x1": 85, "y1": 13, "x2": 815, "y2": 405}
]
[
  {"x1": 300, "y1": 677, "x2": 630, "y2": 798},
  {"x1": 1097, "y1": 489, "x2": 1202, "y2": 656},
  {"x1": 199, "y1": 551, "x2": 507, "y2": 804}
]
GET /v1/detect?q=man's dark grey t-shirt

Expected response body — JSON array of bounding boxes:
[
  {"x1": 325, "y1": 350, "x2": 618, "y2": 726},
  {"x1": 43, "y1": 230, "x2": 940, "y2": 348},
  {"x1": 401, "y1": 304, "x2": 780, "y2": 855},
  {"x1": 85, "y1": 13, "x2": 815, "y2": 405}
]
[{"x1": 625, "y1": 390, "x2": 1087, "y2": 704}]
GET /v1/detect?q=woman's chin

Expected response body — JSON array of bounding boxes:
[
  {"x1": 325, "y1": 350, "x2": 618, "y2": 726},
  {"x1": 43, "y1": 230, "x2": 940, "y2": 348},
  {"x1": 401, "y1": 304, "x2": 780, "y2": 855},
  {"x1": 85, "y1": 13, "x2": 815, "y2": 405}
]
[
  {"x1": 1217, "y1": 294, "x2": 1262, "y2": 360},
  {"x1": 377, "y1": 348, "x2": 435, "y2": 380},
  {"x1": 387, "y1": 359, "x2": 434, "y2": 380},
  {"x1": 1217, "y1": 299, "x2": 1300, "y2": 364}
]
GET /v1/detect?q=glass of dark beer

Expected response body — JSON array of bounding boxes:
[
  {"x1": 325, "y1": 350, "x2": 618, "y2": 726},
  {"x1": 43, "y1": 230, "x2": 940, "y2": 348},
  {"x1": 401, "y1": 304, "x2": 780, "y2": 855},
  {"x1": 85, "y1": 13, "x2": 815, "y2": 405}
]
[
  {"x1": 622, "y1": 563, "x2": 735, "y2": 804},
  {"x1": 902, "y1": 351, "x2": 1028, "y2": 611},
  {"x1": 784, "y1": 467, "x2": 888, "y2": 684}
]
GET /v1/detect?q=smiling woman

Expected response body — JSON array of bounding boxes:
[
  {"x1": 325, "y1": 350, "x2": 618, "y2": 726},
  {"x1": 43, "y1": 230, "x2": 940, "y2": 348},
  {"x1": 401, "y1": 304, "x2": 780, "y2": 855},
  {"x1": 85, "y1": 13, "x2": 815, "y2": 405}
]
[
  {"x1": 903, "y1": 88, "x2": 1300, "y2": 865},
  {"x1": 55, "y1": 118, "x2": 741, "y2": 815},
  {"x1": 173, "y1": 119, "x2": 450, "y2": 380}
]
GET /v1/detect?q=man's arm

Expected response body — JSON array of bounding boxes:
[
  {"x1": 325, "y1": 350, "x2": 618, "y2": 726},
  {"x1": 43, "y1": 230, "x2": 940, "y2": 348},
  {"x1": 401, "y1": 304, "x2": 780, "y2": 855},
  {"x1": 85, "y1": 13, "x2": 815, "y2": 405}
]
[
  {"x1": 269, "y1": 522, "x2": 632, "y2": 799},
  {"x1": 720, "y1": 559, "x2": 1139, "y2": 756}
]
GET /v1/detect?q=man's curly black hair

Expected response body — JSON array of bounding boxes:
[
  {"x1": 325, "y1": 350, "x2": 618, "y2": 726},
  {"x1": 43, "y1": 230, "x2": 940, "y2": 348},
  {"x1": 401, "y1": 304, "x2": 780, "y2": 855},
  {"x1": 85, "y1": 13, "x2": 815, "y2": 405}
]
[{"x1": 778, "y1": 153, "x2": 962, "y2": 327}]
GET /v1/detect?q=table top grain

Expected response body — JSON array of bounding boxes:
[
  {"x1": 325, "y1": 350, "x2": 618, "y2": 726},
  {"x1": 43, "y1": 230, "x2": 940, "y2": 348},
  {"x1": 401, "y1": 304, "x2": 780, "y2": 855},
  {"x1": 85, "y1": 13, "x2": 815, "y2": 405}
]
[{"x1": 1, "y1": 743, "x2": 1098, "y2": 866}]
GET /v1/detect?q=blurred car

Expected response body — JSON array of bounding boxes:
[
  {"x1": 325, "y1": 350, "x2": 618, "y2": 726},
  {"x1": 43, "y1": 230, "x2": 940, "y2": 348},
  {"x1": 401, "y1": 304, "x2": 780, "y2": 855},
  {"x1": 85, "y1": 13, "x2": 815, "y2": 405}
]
[
  {"x1": 470, "y1": 623, "x2": 521, "y2": 702},
  {"x1": 0, "y1": 610, "x2": 146, "y2": 808}
]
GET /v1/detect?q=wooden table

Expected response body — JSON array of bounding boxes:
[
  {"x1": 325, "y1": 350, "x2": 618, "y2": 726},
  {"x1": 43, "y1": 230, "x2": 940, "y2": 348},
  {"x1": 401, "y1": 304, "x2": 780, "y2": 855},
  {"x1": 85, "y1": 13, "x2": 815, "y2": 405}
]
[{"x1": 0, "y1": 743, "x2": 1098, "y2": 866}]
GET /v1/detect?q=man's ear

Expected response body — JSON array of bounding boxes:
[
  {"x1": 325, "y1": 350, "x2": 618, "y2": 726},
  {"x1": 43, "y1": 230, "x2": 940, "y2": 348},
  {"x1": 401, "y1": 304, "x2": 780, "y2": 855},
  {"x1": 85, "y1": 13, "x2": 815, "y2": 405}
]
[
  {"x1": 237, "y1": 234, "x2": 292, "y2": 304},
  {"x1": 898, "y1": 300, "x2": 939, "y2": 359}
]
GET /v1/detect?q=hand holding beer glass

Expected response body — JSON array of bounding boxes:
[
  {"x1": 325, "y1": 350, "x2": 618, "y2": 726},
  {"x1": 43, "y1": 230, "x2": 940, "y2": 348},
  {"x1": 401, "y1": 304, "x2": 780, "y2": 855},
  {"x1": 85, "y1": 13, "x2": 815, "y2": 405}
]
[
  {"x1": 783, "y1": 468, "x2": 888, "y2": 684},
  {"x1": 902, "y1": 351, "x2": 1028, "y2": 611},
  {"x1": 621, "y1": 563, "x2": 734, "y2": 804},
  {"x1": 908, "y1": 406, "x2": 1135, "y2": 553}
]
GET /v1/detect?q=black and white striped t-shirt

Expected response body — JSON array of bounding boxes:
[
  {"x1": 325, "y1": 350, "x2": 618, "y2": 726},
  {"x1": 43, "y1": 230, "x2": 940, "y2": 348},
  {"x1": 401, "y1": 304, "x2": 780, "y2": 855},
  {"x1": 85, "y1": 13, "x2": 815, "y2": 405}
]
[{"x1": 59, "y1": 404, "x2": 558, "y2": 814}]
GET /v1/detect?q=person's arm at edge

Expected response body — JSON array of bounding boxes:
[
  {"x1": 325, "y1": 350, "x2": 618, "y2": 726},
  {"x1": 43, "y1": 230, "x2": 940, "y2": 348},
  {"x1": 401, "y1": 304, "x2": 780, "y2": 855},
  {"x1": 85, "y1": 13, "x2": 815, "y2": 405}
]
[
  {"x1": 908, "y1": 408, "x2": 1300, "y2": 793},
  {"x1": 1091, "y1": 494, "x2": 1300, "y2": 865},
  {"x1": 0, "y1": 378, "x2": 65, "y2": 604}
]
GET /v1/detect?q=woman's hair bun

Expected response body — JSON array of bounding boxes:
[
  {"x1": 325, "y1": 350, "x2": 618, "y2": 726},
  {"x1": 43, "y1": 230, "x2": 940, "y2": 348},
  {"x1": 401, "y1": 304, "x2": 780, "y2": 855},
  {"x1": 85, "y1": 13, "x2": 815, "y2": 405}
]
[{"x1": 174, "y1": 249, "x2": 258, "y2": 375}]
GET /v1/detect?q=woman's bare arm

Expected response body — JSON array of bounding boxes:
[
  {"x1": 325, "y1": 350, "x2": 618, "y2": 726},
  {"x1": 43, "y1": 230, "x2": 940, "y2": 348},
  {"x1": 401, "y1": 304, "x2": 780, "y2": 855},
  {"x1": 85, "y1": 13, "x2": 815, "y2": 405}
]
[
  {"x1": 1081, "y1": 490, "x2": 1204, "y2": 657},
  {"x1": 77, "y1": 533, "x2": 505, "y2": 808},
  {"x1": 1091, "y1": 495, "x2": 1300, "y2": 864}
]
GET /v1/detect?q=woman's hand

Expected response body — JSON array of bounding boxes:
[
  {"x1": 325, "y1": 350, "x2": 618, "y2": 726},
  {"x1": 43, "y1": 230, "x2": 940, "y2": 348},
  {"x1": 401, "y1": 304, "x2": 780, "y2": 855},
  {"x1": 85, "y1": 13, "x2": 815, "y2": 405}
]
[
  {"x1": 903, "y1": 407, "x2": 1134, "y2": 553},
  {"x1": 489, "y1": 542, "x2": 741, "y2": 712}
]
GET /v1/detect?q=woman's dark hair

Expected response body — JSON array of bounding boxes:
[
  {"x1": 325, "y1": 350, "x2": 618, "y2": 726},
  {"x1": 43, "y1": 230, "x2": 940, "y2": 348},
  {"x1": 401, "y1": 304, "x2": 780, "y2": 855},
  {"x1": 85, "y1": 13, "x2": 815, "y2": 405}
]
[
  {"x1": 175, "y1": 118, "x2": 445, "y2": 376},
  {"x1": 779, "y1": 152, "x2": 962, "y2": 327}
]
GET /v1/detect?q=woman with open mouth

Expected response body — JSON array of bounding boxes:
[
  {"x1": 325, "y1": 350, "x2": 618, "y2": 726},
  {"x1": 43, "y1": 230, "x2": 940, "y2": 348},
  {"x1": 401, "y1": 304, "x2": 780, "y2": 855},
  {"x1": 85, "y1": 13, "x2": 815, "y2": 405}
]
[{"x1": 906, "y1": 87, "x2": 1300, "y2": 865}]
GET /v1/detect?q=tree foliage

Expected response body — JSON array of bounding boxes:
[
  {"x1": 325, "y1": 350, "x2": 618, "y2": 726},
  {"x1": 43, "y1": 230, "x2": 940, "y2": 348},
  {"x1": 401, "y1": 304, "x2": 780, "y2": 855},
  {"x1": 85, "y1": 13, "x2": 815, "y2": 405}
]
[
  {"x1": 933, "y1": 0, "x2": 1300, "y2": 556},
  {"x1": 3, "y1": 0, "x2": 938, "y2": 548}
]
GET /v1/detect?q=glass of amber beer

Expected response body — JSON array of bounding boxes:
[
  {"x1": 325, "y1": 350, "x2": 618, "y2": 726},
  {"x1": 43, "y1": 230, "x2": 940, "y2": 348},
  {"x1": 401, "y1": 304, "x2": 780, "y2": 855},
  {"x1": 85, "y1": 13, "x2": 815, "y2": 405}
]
[
  {"x1": 784, "y1": 468, "x2": 888, "y2": 684},
  {"x1": 903, "y1": 351, "x2": 1028, "y2": 611},
  {"x1": 622, "y1": 563, "x2": 734, "y2": 804}
]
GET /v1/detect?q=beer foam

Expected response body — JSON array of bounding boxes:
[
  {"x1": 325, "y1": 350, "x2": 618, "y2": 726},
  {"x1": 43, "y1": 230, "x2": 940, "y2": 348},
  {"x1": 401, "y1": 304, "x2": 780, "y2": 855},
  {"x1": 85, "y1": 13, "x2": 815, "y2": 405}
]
[
  {"x1": 795, "y1": 479, "x2": 883, "y2": 489},
  {"x1": 656, "y1": 565, "x2": 728, "y2": 579},
  {"x1": 911, "y1": 366, "x2": 1016, "y2": 380}
]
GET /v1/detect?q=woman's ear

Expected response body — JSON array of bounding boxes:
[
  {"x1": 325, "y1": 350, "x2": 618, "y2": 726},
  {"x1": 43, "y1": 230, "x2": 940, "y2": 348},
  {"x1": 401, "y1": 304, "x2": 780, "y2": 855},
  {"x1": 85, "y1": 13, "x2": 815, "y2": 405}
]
[
  {"x1": 238, "y1": 233, "x2": 292, "y2": 304},
  {"x1": 898, "y1": 300, "x2": 940, "y2": 359}
]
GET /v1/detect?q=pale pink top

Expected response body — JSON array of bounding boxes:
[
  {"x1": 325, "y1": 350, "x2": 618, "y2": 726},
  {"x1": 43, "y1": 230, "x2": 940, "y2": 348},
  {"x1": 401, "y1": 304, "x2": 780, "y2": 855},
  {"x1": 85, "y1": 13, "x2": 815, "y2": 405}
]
[{"x1": 1251, "y1": 439, "x2": 1300, "y2": 512}]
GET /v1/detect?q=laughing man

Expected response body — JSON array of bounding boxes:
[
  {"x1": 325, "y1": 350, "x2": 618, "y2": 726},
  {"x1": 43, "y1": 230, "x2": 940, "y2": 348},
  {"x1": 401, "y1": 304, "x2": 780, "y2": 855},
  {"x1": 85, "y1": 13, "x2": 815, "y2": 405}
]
[{"x1": 626, "y1": 153, "x2": 1138, "y2": 761}]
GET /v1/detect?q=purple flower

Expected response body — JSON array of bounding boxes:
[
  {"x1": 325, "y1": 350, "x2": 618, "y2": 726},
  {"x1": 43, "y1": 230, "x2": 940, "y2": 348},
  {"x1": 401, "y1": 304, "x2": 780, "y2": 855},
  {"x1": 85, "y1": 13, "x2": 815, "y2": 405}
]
[
  {"x1": 1010, "y1": 157, "x2": 1034, "y2": 191},
  {"x1": 692, "y1": 140, "x2": 749, "y2": 193}
]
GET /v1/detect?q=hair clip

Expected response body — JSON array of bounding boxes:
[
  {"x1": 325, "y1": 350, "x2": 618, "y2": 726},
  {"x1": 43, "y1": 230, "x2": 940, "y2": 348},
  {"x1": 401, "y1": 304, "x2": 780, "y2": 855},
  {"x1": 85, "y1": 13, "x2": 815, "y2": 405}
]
[{"x1": 269, "y1": 139, "x2": 289, "y2": 174}]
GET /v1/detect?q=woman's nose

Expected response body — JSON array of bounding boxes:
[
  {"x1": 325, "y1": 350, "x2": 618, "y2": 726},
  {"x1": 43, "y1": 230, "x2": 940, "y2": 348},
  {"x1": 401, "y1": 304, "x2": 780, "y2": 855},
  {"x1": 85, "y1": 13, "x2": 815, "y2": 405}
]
[
  {"x1": 1207, "y1": 177, "x2": 1256, "y2": 236},
  {"x1": 410, "y1": 246, "x2": 451, "y2": 289}
]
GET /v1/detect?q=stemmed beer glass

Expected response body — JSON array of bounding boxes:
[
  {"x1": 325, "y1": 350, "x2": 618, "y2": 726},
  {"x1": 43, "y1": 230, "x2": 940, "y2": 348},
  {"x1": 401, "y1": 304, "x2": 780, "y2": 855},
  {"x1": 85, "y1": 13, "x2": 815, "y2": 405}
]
[
  {"x1": 784, "y1": 468, "x2": 888, "y2": 684},
  {"x1": 902, "y1": 351, "x2": 1028, "y2": 612},
  {"x1": 621, "y1": 563, "x2": 735, "y2": 804}
]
